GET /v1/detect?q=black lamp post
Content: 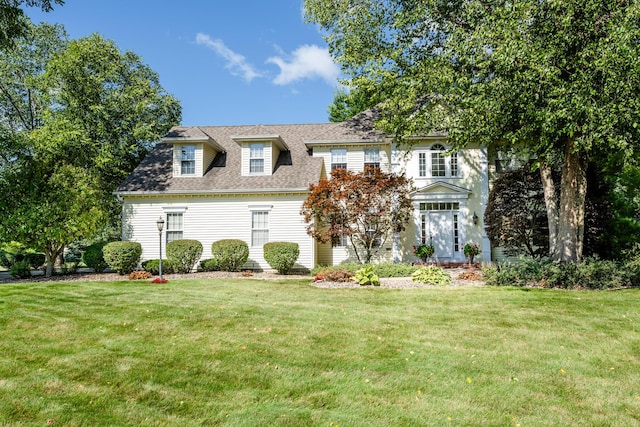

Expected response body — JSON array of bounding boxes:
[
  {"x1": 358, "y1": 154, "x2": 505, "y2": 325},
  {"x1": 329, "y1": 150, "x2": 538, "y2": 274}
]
[{"x1": 156, "y1": 216, "x2": 165, "y2": 280}]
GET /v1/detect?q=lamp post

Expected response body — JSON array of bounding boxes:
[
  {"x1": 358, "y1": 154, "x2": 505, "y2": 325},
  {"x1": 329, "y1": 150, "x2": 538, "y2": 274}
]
[{"x1": 156, "y1": 216, "x2": 165, "y2": 280}]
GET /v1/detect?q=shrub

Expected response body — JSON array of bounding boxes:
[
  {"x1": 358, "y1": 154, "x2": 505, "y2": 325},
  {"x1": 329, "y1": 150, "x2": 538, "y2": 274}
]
[
  {"x1": 142, "y1": 259, "x2": 175, "y2": 275},
  {"x1": 483, "y1": 257, "x2": 635, "y2": 289},
  {"x1": 82, "y1": 241, "x2": 109, "y2": 273},
  {"x1": 316, "y1": 268, "x2": 353, "y2": 282},
  {"x1": 411, "y1": 266, "x2": 452, "y2": 286},
  {"x1": 263, "y1": 242, "x2": 299, "y2": 274},
  {"x1": 103, "y1": 241, "x2": 142, "y2": 275},
  {"x1": 166, "y1": 239, "x2": 203, "y2": 274},
  {"x1": 210, "y1": 239, "x2": 249, "y2": 272},
  {"x1": 199, "y1": 258, "x2": 220, "y2": 272},
  {"x1": 9, "y1": 260, "x2": 31, "y2": 279},
  {"x1": 354, "y1": 265, "x2": 380, "y2": 286},
  {"x1": 128, "y1": 270, "x2": 152, "y2": 280}
]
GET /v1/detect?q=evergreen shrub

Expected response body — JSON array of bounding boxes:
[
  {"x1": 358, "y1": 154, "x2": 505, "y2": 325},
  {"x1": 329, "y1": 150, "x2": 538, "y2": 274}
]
[
  {"x1": 263, "y1": 242, "x2": 299, "y2": 274},
  {"x1": 210, "y1": 239, "x2": 249, "y2": 272},
  {"x1": 166, "y1": 239, "x2": 203, "y2": 274},
  {"x1": 199, "y1": 258, "x2": 220, "y2": 272},
  {"x1": 103, "y1": 241, "x2": 142, "y2": 275},
  {"x1": 142, "y1": 259, "x2": 175, "y2": 275},
  {"x1": 82, "y1": 241, "x2": 109, "y2": 273}
]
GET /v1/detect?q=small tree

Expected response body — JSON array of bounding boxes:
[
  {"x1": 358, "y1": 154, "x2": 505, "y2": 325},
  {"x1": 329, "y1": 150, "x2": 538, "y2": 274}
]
[
  {"x1": 301, "y1": 167, "x2": 414, "y2": 263},
  {"x1": 484, "y1": 165, "x2": 549, "y2": 257}
]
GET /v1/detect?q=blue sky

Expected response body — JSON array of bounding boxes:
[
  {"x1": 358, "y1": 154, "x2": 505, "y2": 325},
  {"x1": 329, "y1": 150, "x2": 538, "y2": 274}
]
[{"x1": 27, "y1": 1, "x2": 342, "y2": 126}]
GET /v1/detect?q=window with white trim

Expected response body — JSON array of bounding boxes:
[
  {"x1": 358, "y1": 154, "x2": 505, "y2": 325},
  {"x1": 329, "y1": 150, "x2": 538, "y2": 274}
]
[
  {"x1": 181, "y1": 145, "x2": 195, "y2": 175},
  {"x1": 251, "y1": 211, "x2": 269, "y2": 246},
  {"x1": 418, "y1": 144, "x2": 460, "y2": 178},
  {"x1": 249, "y1": 143, "x2": 265, "y2": 174},
  {"x1": 331, "y1": 148, "x2": 347, "y2": 171},
  {"x1": 166, "y1": 212, "x2": 183, "y2": 243},
  {"x1": 364, "y1": 148, "x2": 380, "y2": 170}
]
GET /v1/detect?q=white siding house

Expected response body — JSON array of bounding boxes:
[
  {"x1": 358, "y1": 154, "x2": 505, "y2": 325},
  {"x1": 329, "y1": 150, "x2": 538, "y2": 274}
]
[{"x1": 116, "y1": 110, "x2": 493, "y2": 271}]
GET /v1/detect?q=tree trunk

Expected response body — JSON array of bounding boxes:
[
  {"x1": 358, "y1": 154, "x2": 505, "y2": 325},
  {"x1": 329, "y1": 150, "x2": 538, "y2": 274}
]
[
  {"x1": 540, "y1": 140, "x2": 588, "y2": 263},
  {"x1": 540, "y1": 161, "x2": 559, "y2": 260},
  {"x1": 45, "y1": 244, "x2": 64, "y2": 278},
  {"x1": 557, "y1": 141, "x2": 587, "y2": 262}
]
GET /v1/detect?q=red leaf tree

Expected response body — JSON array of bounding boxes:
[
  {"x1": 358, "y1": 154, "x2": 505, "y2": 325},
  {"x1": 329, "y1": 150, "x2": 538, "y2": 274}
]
[{"x1": 301, "y1": 167, "x2": 414, "y2": 263}]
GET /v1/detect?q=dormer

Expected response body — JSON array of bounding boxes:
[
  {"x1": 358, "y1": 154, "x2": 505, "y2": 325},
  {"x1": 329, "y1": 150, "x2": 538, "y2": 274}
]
[
  {"x1": 232, "y1": 134, "x2": 290, "y2": 176},
  {"x1": 162, "y1": 128, "x2": 225, "y2": 178}
]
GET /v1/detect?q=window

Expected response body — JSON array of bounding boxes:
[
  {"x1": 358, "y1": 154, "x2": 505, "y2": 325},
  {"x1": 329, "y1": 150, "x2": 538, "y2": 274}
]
[
  {"x1": 431, "y1": 144, "x2": 446, "y2": 177},
  {"x1": 364, "y1": 148, "x2": 380, "y2": 170},
  {"x1": 417, "y1": 144, "x2": 460, "y2": 178},
  {"x1": 249, "y1": 143, "x2": 264, "y2": 173},
  {"x1": 331, "y1": 234, "x2": 349, "y2": 247},
  {"x1": 331, "y1": 148, "x2": 347, "y2": 171},
  {"x1": 419, "y1": 202, "x2": 460, "y2": 211},
  {"x1": 453, "y1": 214, "x2": 459, "y2": 252},
  {"x1": 251, "y1": 211, "x2": 269, "y2": 246},
  {"x1": 166, "y1": 213, "x2": 183, "y2": 243},
  {"x1": 181, "y1": 145, "x2": 195, "y2": 175},
  {"x1": 419, "y1": 152, "x2": 427, "y2": 177}
]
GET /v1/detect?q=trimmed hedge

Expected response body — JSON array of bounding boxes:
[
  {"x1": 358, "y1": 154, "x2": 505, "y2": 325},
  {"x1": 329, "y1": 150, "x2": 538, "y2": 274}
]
[
  {"x1": 166, "y1": 239, "x2": 203, "y2": 274},
  {"x1": 263, "y1": 242, "x2": 299, "y2": 274},
  {"x1": 210, "y1": 239, "x2": 249, "y2": 272},
  {"x1": 142, "y1": 259, "x2": 175, "y2": 275},
  {"x1": 82, "y1": 241, "x2": 109, "y2": 273},
  {"x1": 103, "y1": 241, "x2": 142, "y2": 275},
  {"x1": 199, "y1": 258, "x2": 220, "y2": 272}
]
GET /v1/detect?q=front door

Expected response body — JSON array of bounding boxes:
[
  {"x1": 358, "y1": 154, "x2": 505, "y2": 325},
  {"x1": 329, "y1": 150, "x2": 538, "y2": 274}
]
[{"x1": 426, "y1": 211, "x2": 454, "y2": 259}]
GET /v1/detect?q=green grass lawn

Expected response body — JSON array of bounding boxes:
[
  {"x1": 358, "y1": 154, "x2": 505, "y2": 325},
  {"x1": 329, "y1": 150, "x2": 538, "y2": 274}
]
[{"x1": 0, "y1": 278, "x2": 639, "y2": 426}]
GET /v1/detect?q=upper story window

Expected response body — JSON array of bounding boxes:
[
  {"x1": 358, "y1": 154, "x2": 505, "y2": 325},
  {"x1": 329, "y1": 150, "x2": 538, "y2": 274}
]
[
  {"x1": 419, "y1": 144, "x2": 459, "y2": 178},
  {"x1": 331, "y1": 148, "x2": 347, "y2": 171},
  {"x1": 249, "y1": 143, "x2": 265, "y2": 174},
  {"x1": 181, "y1": 145, "x2": 196, "y2": 175},
  {"x1": 364, "y1": 148, "x2": 380, "y2": 170}
]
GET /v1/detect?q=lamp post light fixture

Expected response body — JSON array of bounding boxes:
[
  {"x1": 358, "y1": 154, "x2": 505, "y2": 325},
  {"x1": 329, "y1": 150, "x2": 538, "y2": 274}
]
[
  {"x1": 156, "y1": 216, "x2": 165, "y2": 280},
  {"x1": 472, "y1": 212, "x2": 479, "y2": 226}
]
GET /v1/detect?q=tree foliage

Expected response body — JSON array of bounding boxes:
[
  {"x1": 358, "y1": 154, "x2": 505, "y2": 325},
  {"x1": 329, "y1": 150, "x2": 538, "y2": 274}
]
[
  {"x1": 305, "y1": 0, "x2": 640, "y2": 262},
  {"x1": 0, "y1": 0, "x2": 63, "y2": 51},
  {"x1": 485, "y1": 165, "x2": 549, "y2": 257},
  {"x1": 301, "y1": 167, "x2": 414, "y2": 263}
]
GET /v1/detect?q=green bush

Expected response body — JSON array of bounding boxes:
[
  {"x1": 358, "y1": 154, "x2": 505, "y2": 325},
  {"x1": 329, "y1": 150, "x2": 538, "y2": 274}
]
[
  {"x1": 0, "y1": 242, "x2": 44, "y2": 270},
  {"x1": 103, "y1": 241, "x2": 142, "y2": 275},
  {"x1": 9, "y1": 260, "x2": 31, "y2": 279},
  {"x1": 263, "y1": 242, "x2": 299, "y2": 274},
  {"x1": 210, "y1": 239, "x2": 249, "y2": 272},
  {"x1": 483, "y1": 257, "x2": 635, "y2": 289},
  {"x1": 142, "y1": 259, "x2": 175, "y2": 275},
  {"x1": 166, "y1": 239, "x2": 203, "y2": 274},
  {"x1": 82, "y1": 241, "x2": 109, "y2": 273},
  {"x1": 354, "y1": 265, "x2": 380, "y2": 286},
  {"x1": 199, "y1": 258, "x2": 220, "y2": 272},
  {"x1": 411, "y1": 266, "x2": 452, "y2": 286}
]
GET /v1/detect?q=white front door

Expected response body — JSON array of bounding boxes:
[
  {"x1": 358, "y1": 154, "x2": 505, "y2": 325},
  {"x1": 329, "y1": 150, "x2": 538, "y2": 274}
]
[{"x1": 427, "y1": 211, "x2": 454, "y2": 259}]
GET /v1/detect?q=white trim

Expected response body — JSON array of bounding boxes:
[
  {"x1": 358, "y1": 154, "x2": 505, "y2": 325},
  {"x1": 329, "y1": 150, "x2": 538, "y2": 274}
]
[
  {"x1": 162, "y1": 206, "x2": 188, "y2": 213},
  {"x1": 247, "y1": 204, "x2": 273, "y2": 211}
]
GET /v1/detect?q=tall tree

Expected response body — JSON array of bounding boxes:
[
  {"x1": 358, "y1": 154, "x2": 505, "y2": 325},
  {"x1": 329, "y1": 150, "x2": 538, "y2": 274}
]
[
  {"x1": 305, "y1": 0, "x2": 640, "y2": 262},
  {"x1": 0, "y1": 0, "x2": 63, "y2": 51},
  {"x1": 301, "y1": 167, "x2": 414, "y2": 263}
]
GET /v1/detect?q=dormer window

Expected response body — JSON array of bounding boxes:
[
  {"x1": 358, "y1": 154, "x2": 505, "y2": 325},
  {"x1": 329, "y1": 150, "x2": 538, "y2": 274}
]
[
  {"x1": 249, "y1": 143, "x2": 265, "y2": 174},
  {"x1": 181, "y1": 145, "x2": 196, "y2": 175},
  {"x1": 331, "y1": 148, "x2": 347, "y2": 171}
]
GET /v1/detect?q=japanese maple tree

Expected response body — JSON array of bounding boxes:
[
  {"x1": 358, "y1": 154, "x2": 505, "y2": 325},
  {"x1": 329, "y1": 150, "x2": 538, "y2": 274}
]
[{"x1": 301, "y1": 167, "x2": 414, "y2": 263}]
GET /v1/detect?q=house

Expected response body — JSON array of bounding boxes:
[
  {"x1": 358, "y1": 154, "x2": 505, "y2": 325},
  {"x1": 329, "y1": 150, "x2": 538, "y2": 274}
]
[{"x1": 115, "y1": 109, "x2": 492, "y2": 271}]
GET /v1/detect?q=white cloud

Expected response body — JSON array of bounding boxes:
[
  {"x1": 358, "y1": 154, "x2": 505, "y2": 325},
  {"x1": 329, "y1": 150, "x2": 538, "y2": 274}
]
[
  {"x1": 195, "y1": 33, "x2": 262, "y2": 82},
  {"x1": 267, "y1": 44, "x2": 340, "y2": 85}
]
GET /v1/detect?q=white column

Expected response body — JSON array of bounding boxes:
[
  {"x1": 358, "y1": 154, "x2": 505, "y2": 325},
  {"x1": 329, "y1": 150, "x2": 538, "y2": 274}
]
[{"x1": 480, "y1": 146, "x2": 492, "y2": 262}]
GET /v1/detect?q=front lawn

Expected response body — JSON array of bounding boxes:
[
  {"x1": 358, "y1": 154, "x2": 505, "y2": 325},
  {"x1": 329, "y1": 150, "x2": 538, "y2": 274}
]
[{"x1": 0, "y1": 279, "x2": 638, "y2": 426}]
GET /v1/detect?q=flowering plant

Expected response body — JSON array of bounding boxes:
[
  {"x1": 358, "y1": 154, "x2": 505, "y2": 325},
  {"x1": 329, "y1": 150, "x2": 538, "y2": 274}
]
[
  {"x1": 150, "y1": 277, "x2": 169, "y2": 284},
  {"x1": 413, "y1": 242, "x2": 435, "y2": 260},
  {"x1": 463, "y1": 243, "x2": 480, "y2": 257}
]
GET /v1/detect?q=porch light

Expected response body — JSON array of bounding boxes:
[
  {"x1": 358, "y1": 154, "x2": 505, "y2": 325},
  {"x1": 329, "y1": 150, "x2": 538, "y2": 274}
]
[
  {"x1": 156, "y1": 216, "x2": 165, "y2": 280},
  {"x1": 472, "y1": 212, "x2": 479, "y2": 225}
]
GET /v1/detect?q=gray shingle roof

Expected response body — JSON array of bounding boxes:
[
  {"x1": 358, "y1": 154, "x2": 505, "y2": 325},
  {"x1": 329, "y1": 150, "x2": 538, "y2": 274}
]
[{"x1": 116, "y1": 110, "x2": 389, "y2": 195}]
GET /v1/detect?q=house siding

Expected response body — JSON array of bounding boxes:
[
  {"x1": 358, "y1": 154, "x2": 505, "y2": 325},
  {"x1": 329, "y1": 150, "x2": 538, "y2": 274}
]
[{"x1": 122, "y1": 194, "x2": 314, "y2": 271}]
